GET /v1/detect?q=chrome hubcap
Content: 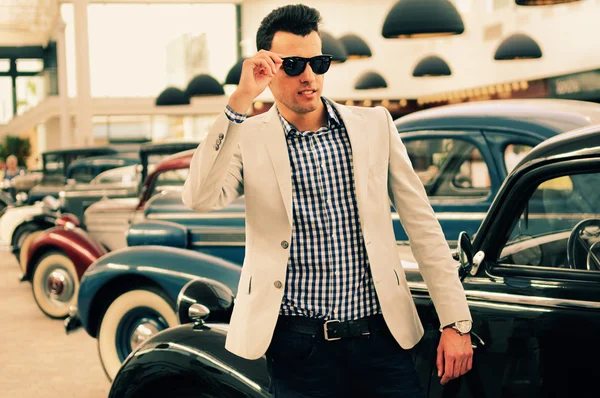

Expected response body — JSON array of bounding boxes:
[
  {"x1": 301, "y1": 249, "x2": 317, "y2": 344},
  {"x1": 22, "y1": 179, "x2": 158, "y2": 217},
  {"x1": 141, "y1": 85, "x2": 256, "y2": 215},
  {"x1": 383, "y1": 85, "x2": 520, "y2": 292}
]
[
  {"x1": 129, "y1": 323, "x2": 160, "y2": 350},
  {"x1": 46, "y1": 269, "x2": 74, "y2": 303}
]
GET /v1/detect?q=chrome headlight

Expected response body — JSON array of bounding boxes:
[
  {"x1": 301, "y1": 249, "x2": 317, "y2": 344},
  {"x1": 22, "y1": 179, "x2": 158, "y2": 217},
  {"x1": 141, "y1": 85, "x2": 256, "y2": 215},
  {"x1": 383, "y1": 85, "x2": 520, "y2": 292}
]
[
  {"x1": 15, "y1": 191, "x2": 28, "y2": 204},
  {"x1": 176, "y1": 279, "x2": 234, "y2": 325}
]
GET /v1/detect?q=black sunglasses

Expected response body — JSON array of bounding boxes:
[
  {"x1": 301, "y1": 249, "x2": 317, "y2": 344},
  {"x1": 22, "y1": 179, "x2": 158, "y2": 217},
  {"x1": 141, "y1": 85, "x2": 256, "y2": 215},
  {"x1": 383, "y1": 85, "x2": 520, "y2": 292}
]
[{"x1": 281, "y1": 55, "x2": 333, "y2": 76}]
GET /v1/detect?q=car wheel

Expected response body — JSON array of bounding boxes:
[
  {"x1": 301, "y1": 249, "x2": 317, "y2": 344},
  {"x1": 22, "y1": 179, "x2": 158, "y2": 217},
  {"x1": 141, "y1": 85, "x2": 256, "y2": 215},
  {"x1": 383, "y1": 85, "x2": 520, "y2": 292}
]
[
  {"x1": 31, "y1": 252, "x2": 79, "y2": 319},
  {"x1": 97, "y1": 289, "x2": 177, "y2": 381},
  {"x1": 19, "y1": 230, "x2": 44, "y2": 275},
  {"x1": 13, "y1": 223, "x2": 41, "y2": 263}
]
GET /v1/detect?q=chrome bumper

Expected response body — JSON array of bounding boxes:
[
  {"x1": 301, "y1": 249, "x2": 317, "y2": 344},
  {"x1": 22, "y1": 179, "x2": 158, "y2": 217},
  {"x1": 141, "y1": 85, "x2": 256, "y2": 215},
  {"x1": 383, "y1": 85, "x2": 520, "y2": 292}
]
[{"x1": 64, "y1": 306, "x2": 82, "y2": 334}]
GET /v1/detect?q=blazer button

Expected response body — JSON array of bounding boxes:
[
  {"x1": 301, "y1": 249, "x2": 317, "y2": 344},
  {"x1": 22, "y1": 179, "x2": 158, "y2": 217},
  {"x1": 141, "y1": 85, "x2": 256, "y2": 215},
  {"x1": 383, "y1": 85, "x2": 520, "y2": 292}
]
[
  {"x1": 219, "y1": 133, "x2": 224, "y2": 139},
  {"x1": 214, "y1": 144, "x2": 220, "y2": 151},
  {"x1": 274, "y1": 281, "x2": 283, "y2": 289},
  {"x1": 281, "y1": 240, "x2": 289, "y2": 249}
]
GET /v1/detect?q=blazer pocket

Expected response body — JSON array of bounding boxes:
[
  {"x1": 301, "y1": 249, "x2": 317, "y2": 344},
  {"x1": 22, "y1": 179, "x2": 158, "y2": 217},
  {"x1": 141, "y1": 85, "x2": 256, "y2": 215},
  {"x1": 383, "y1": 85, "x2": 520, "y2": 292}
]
[
  {"x1": 393, "y1": 269, "x2": 400, "y2": 285},
  {"x1": 238, "y1": 271, "x2": 252, "y2": 295}
]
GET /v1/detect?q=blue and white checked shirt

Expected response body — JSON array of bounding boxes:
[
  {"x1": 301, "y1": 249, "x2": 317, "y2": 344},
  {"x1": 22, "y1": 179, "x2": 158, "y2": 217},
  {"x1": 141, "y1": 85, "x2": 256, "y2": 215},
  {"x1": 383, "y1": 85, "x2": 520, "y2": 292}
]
[{"x1": 225, "y1": 99, "x2": 381, "y2": 321}]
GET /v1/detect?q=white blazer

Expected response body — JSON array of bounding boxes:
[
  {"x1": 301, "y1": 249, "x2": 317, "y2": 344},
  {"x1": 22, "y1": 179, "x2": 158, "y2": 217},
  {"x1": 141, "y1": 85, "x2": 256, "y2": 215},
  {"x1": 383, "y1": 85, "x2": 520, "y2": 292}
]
[{"x1": 182, "y1": 100, "x2": 472, "y2": 360}]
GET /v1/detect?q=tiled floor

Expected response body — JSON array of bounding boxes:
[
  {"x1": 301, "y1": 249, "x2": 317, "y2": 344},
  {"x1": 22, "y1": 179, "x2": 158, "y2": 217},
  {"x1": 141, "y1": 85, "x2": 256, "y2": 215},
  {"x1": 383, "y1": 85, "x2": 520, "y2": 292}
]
[{"x1": 0, "y1": 253, "x2": 110, "y2": 398}]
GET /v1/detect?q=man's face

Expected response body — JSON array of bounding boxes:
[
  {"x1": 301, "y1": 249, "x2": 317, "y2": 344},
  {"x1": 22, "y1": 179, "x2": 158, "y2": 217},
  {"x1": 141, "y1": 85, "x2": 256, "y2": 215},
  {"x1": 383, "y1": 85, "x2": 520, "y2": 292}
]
[
  {"x1": 269, "y1": 31, "x2": 324, "y2": 115},
  {"x1": 6, "y1": 157, "x2": 16, "y2": 169}
]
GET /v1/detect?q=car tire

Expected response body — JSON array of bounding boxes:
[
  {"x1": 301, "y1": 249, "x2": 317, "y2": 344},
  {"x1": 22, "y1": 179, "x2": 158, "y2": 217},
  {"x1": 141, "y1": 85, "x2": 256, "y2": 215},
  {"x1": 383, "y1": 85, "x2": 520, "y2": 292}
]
[
  {"x1": 31, "y1": 252, "x2": 79, "y2": 319},
  {"x1": 97, "y1": 289, "x2": 177, "y2": 381},
  {"x1": 19, "y1": 230, "x2": 44, "y2": 275},
  {"x1": 12, "y1": 223, "x2": 41, "y2": 262}
]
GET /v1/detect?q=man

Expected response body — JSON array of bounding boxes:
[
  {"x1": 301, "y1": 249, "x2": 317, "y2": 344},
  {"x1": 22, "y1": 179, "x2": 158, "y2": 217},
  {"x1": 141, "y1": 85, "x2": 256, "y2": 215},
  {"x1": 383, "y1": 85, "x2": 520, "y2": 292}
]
[
  {"x1": 4, "y1": 155, "x2": 21, "y2": 180},
  {"x1": 183, "y1": 4, "x2": 473, "y2": 397}
]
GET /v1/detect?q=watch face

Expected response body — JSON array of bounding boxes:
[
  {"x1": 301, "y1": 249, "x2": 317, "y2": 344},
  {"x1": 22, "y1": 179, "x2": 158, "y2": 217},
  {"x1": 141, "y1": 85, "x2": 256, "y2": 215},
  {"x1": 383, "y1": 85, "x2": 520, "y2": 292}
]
[{"x1": 456, "y1": 320, "x2": 472, "y2": 334}]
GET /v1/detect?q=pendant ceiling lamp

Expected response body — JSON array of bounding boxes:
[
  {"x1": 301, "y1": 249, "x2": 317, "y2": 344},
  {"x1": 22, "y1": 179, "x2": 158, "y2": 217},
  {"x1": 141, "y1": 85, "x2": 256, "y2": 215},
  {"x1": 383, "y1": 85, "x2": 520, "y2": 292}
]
[
  {"x1": 321, "y1": 31, "x2": 348, "y2": 63},
  {"x1": 382, "y1": 0, "x2": 464, "y2": 39},
  {"x1": 516, "y1": 0, "x2": 581, "y2": 6},
  {"x1": 355, "y1": 71, "x2": 387, "y2": 90},
  {"x1": 185, "y1": 74, "x2": 225, "y2": 97},
  {"x1": 494, "y1": 33, "x2": 542, "y2": 60},
  {"x1": 412, "y1": 55, "x2": 452, "y2": 77},
  {"x1": 225, "y1": 59, "x2": 245, "y2": 85},
  {"x1": 339, "y1": 34, "x2": 372, "y2": 59},
  {"x1": 155, "y1": 87, "x2": 189, "y2": 106}
]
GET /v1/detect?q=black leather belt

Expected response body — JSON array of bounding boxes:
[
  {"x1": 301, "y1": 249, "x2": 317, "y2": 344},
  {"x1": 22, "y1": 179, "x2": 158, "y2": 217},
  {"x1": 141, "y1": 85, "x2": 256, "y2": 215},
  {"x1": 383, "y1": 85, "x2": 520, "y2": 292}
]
[{"x1": 276, "y1": 314, "x2": 387, "y2": 341}]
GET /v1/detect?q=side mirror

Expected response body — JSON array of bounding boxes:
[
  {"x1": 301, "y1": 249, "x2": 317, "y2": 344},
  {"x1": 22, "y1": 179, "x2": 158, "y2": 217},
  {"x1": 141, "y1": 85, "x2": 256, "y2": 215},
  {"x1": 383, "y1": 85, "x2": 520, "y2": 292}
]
[{"x1": 456, "y1": 231, "x2": 474, "y2": 281}]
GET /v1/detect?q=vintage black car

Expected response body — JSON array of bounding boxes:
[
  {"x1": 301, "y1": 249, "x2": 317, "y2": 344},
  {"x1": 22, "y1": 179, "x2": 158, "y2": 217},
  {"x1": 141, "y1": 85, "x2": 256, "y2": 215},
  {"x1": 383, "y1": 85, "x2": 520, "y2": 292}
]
[
  {"x1": 109, "y1": 122, "x2": 600, "y2": 397},
  {"x1": 17, "y1": 147, "x2": 122, "y2": 205}
]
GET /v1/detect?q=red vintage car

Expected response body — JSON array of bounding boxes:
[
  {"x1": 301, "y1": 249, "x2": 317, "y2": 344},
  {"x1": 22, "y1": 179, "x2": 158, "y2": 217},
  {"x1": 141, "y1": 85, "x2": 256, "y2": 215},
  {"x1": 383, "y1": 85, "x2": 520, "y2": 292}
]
[{"x1": 22, "y1": 149, "x2": 194, "y2": 318}]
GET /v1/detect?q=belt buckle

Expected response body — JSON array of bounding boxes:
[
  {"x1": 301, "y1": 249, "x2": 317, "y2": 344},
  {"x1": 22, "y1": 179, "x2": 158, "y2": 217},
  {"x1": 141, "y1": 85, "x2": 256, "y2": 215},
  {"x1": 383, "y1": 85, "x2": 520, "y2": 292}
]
[{"x1": 324, "y1": 319, "x2": 341, "y2": 341}]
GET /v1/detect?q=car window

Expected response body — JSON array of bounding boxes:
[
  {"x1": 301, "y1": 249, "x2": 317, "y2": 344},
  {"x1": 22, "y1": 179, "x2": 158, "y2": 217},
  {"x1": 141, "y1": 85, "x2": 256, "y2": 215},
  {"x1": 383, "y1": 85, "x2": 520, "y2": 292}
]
[
  {"x1": 43, "y1": 154, "x2": 65, "y2": 177},
  {"x1": 149, "y1": 168, "x2": 189, "y2": 198},
  {"x1": 500, "y1": 172, "x2": 600, "y2": 271},
  {"x1": 68, "y1": 166, "x2": 95, "y2": 183},
  {"x1": 504, "y1": 144, "x2": 533, "y2": 174},
  {"x1": 91, "y1": 165, "x2": 139, "y2": 185},
  {"x1": 404, "y1": 138, "x2": 491, "y2": 199}
]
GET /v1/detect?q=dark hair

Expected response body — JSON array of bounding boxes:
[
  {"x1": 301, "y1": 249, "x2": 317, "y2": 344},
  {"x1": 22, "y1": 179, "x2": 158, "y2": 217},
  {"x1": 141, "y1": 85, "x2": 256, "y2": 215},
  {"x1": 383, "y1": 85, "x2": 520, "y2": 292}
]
[{"x1": 256, "y1": 4, "x2": 322, "y2": 51}]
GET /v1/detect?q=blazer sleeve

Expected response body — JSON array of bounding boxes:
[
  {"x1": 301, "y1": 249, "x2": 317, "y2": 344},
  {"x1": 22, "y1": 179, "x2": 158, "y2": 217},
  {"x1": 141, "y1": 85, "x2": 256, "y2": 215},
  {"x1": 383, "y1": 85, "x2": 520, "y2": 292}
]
[
  {"x1": 382, "y1": 107, "x2": 472, "y2": 328},
  {"x1": 182, "y1": 111, "x2": 244, "y2": 212}
]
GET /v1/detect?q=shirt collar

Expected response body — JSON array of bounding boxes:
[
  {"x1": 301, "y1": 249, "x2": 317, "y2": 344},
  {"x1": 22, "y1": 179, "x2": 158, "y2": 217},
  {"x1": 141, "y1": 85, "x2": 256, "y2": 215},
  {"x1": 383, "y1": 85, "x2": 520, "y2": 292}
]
[{"x1": 277, "y1": 97, "x2": 341, "y2": 137}]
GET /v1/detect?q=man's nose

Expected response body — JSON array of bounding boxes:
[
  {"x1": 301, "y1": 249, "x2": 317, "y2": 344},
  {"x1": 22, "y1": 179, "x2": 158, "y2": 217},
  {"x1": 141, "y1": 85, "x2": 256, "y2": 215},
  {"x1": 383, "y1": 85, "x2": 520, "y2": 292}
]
[{"x1": 299, "y1": 63, "x2": 316, "y2": 83}]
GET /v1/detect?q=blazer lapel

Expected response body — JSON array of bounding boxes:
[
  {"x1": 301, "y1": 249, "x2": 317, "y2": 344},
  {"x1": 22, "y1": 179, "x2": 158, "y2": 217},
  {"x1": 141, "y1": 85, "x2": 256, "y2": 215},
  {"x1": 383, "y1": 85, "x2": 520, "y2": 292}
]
[
  {"x1": 262, "y1": 106, "x2": 293, "y2": 226},
  {"x1": 332, "y1": 102, "x2": 369, "y2": 228}
]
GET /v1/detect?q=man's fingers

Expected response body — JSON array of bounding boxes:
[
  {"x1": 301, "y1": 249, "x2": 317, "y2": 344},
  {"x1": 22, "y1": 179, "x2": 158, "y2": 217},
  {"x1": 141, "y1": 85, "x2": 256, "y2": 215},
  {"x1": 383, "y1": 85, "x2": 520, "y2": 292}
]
[
  {"x1": 453, "y1": 354, "x2": 462, "y2": 378},
  {"x1": 436, "y1": 348, "x2": 444, "y2": 377},
  {"x1": 441, "y1": 355, "x2": 455, "y2": 384},
  {"x1": 249, "y1": 59, "x2": 274, "y2": 77},
  {"x1": 256, "y1": 50, "x2": 283, "y2": 74},
  {"x1": 257, "y1": 53, "x2": 277, "y2": 75},
  {"x1": 466, "y1": 355, "x2": 473, "y2": 373}
]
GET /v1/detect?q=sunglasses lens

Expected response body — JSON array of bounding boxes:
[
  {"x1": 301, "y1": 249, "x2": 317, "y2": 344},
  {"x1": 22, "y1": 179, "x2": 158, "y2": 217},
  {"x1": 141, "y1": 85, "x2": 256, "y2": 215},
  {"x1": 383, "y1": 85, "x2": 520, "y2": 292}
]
[
  {"x1": 283, "y1": 58, "x2": 306, "y2": 76},
  {"x1": 310, "y1": 57, "x2": 331, "y2": 74}
]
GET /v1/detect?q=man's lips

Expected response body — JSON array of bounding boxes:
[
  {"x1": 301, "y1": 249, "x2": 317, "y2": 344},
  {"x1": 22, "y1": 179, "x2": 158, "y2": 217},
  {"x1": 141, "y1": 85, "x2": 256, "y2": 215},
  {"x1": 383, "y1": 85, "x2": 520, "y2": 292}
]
[{"x1": 298, "y1": 89, "x2": 317, "y2": 95}]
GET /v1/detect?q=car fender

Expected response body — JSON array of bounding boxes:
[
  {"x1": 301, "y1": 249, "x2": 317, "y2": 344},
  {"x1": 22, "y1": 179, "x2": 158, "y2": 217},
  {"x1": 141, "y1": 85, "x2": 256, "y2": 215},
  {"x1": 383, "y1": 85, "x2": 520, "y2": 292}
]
[
  {"x1": 109, "y1": 324, "x2": 270, "y2": 398},
  {"x1": 0, "y1": 191, "x2": 14, "y2": 208},
  {"x1": 77, "y1": 246, "x2": 242, "y2": 337},
  {"x1": 25, "y1": 225, "x2": 107, "y2": 280},
  {"x1": 0, "y1": 204, "x2": 45, "y2": 245}
]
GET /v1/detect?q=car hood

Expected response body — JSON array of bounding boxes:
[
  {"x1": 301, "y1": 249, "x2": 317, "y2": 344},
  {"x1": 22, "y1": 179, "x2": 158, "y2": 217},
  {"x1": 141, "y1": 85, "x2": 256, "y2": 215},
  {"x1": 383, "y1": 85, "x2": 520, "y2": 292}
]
[{"x1": 84, "y1": 197, "x2": 140, "y2": 215}]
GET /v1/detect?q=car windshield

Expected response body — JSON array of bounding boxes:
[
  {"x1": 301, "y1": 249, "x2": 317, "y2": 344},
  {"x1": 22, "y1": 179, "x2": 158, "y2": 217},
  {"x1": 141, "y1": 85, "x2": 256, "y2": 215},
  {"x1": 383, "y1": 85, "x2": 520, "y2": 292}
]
[
  {"x1": 43, "y1": 153, "x2": 65, "y2": 178},
  {"x1": 91, "y1": 165, "x2": 140, "y2": 185}
]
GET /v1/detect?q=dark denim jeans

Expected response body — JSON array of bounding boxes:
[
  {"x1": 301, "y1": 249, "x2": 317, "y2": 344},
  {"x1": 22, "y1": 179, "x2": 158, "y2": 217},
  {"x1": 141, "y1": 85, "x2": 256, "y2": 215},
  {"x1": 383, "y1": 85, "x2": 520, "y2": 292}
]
[{"x1": 266, "y1": 320, "x2": 426, "y2": 398}]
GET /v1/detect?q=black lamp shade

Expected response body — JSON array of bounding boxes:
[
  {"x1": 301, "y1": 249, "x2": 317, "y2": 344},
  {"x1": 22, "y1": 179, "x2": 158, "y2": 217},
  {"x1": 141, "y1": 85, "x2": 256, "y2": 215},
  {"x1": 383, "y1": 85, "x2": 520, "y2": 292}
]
[
  {"x1": 413, "y1": 55, "x2": 452, "y2": 77},
  {"x1": 321, "y1": 31, "x2": 347, "y2": 63},
  {"x1": 516, "y1": 0, "x2": 580, "y2": 5},
  {"x1": 155, "y1": 87, "x2": 190, "y2": 106},
  {"x1": 225, "y1": 59, "x2": 245, "y2": 85},
  {"x1": 382, "y1": 0, "x2": 464, "y2": 39},
  {"x1": 494, "y1": 33, "x2": 542, "y2": 60},
  {"x1": 339, "y1": 34, "x2": 372, "y2": 59},
  {"x1": 185, "y1": 74, "x2": 225, "y2": 97},
  {"x1": 355, "y1": 71, "x2": 387, "y2": 90}
]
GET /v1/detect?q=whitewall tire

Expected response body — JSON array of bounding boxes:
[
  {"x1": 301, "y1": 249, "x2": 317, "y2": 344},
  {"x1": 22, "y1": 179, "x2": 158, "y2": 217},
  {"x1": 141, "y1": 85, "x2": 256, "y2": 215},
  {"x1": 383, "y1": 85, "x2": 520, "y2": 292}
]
[
  {"x1": 19, "y1": 230, "x2": 44, "y2": 275},
  {"x1": 97, "y1": 289, "x2": 177, "y2": 381},
  {"x1": 31, "y1": 252, "x2": 79, "y2": 319}
]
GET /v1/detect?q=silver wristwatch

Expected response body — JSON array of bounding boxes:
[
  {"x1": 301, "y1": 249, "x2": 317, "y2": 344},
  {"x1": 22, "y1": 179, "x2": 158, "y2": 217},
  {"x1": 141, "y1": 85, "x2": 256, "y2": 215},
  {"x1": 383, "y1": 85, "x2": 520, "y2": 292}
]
[{"x1": 439, "y1": 320, "x2": 472, "y2": 335}]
